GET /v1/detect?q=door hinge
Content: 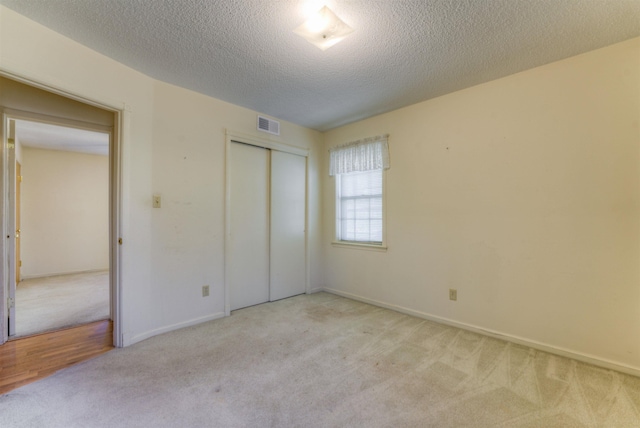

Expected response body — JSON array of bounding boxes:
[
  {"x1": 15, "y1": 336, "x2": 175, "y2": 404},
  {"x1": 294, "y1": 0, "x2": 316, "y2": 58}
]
[
  {"x1": 7, "y1": 297, "x2": 15, "y2": 310},
  {"x1": 19, "y1": 260, "x2": 22, "y2": 267},
  {"x1": 18, "y1": 176, "x2": 23, "y2": 182},
  {"x1": 7, "y1": 138, "x2": 15, "y2": 149}
]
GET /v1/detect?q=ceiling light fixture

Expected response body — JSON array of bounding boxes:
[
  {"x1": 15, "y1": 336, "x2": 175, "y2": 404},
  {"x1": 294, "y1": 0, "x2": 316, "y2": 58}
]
[{"x1": 293, "y1": 6, "x2": 354, "y2": 51}]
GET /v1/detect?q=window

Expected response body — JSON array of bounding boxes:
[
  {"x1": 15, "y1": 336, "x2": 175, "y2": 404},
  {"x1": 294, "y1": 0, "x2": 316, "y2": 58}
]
[
  {"x1": 336, "y1": 169, "x2": 383, "y2": 244},
  {"x1": 329, "y1": 135, "x2": 389, "y2": 247}
]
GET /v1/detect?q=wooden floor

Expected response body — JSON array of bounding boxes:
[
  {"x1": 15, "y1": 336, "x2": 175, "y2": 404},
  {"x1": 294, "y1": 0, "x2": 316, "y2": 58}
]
[{"x1": 0, "y1": 320, "x2": 113, "y2": 395}]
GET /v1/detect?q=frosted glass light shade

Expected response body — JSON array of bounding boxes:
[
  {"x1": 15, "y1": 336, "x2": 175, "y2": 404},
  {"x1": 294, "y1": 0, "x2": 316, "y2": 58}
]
[{"x1": 294, "y1": 6, "x2": 354, "y2": 51}]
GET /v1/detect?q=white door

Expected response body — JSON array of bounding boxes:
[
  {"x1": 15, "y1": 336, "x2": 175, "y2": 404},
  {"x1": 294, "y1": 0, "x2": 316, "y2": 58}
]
[
  {"x1": 270, "y1": 151, "x2": 306, "y2": 301},
  {"x1": 228, "y1": 142, "x2": 270, "y2": 310}
]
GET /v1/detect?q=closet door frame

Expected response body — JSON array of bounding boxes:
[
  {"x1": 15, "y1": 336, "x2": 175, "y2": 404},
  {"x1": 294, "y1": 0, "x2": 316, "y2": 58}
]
[{"x1": 224, "y1": 130, "x2": 309, "y2": 316}]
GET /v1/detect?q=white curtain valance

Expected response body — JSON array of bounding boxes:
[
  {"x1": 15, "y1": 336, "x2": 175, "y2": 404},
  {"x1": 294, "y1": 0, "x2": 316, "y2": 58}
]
[{"x1": 329, "y1": 134, "x2": 390, "y2": 176}]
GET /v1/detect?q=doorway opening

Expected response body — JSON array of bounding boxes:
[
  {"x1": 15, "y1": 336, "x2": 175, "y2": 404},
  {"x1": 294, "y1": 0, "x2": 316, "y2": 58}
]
[
  {"x1": 1, "y1": 74, "x2": 122, "y2": 347},
  {"x1": 10, "y1": 119, "x2": 111, "y2": 337}
]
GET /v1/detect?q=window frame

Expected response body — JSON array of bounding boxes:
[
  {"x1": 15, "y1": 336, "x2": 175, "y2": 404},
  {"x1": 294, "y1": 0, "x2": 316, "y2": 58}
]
[{"x1": 332, "y1": 168, "x2": 387, "y2": 251}]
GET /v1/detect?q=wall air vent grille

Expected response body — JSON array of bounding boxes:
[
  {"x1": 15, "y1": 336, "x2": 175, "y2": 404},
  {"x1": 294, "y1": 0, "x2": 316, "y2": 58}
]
[{"x1": 257, "y1": 116, "x2": 280, "y2": 135}]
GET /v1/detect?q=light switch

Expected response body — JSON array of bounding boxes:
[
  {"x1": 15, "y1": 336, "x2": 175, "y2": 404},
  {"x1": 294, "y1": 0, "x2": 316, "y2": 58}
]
[{"x1": 153, "y1": 194, "x2": 161, "y2": 208}]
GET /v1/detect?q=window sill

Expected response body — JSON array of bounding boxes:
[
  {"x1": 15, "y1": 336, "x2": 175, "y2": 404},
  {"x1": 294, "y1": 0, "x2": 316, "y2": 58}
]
[{"x1": 331, "y1": 241, "x2": 388, "y2": 252}]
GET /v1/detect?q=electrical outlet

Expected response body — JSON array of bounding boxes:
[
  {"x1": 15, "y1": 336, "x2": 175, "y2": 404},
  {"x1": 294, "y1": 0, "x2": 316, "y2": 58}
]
[
  {"x1": 449, "y1": 289, "x2": 457, "y2": 301},
  {"x1": 202, "y1": 285, "x2": 210, "y2": 297}
]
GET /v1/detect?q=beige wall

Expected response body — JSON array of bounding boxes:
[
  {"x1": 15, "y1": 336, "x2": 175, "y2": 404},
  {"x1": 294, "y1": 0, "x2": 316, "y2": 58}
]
[
  {"x1": 0, "y1": 6, "x2": 323, "y2": 345},
  {"x1": 323, "y1": 38, "x2": 640, "y2": 372},
  {"x1": 148, "y1": 80, "x2": 323, "y2": 328},
  {"x1": 0, "y1": 76, "x2": 115, "y2": 126},
  {"x1": 21, "y1": 147, "x2": 109, "y2": 278}
]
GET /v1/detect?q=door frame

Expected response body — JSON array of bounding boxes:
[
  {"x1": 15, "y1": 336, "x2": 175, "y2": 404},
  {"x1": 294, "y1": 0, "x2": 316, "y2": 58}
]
[
  {"x1": 0, "y1": 71, "x2": 124, "y2": 347},
  {"x1": 5, "y1": 119, "x2": 17, "y2": 336},
  {"x1": 224, "y1": 130, "x2": 309, "y2": 316},
  {"x1": 15, "y1": 160, "x2": 21, "y2": 284}
]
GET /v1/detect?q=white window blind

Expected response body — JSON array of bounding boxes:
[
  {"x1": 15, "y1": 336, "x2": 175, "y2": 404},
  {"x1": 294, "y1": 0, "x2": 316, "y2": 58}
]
[
  {"x1": 330, "y1": 135, "x2": 389, "y2": 245},
  {"x1": 336, "y1": 169, "x2": 383, "y2": 243}
]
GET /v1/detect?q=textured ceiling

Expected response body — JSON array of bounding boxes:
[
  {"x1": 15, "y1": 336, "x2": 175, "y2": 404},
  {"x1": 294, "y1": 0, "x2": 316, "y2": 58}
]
[
  {"x1": 16, "y1": 120, "x2": 109, "y2": 156},
  {"x1": 2, "y1": 0, "x2": 639, "y2": 131}
]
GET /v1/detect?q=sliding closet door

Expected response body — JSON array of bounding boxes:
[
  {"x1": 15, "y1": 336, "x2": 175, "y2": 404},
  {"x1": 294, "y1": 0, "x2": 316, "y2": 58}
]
[
  {"x1": 228, "y1": 142, "x2": 270, "y2": 310},
  {"x1": 270, "y1": 151, "x2": 306, "y2": 301}
]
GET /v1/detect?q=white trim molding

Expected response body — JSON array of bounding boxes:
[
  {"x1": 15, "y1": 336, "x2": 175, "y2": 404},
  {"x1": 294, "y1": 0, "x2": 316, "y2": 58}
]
[
  {"x1": 123, "y1": 312, "x2": 226, "y2": 347},
  {"x1": 322, "y1": 287, "x2": 640, "y2": 378},
  {"x1": 225, "y1": 130, "x2": 309, "y2": 157},
  {"x1": 331, "y1": 241, "x2": 388, "y2": 252}
]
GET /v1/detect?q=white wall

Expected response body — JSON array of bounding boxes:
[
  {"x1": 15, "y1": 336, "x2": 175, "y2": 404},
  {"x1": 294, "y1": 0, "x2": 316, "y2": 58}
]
[
  {"x1": 20, "y1": 147, "x2": 109, "y2": 278},
  {"x1": 0, "y1": 6, "x2": 323, "y2": 345},
  {"x1": 323, "y1": 38, "x2": 640, "y2": 373}
]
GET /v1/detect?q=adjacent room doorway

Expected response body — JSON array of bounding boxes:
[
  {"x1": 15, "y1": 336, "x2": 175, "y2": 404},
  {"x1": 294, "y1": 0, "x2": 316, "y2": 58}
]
[
  {"x1": 1, "y1": 75, "x2": 121, "y2": 346},
  {"x1": 9, "y1": 119, "x2": 111, "y2": 337}
]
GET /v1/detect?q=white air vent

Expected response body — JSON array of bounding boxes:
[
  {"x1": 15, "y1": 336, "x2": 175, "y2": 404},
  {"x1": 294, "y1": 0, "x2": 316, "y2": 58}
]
[{"x1": 257, "y1": 116, "x2": 280, "y2": 136}]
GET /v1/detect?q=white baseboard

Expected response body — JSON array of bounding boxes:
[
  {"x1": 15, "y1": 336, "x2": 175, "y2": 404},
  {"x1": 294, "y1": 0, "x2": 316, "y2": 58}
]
[
  {"x1": 21, "y1": 268, "x2": 109, "y2": 280},
  {"x1": 308, "y1": 286, "x2": 325, "y2": 294},
  {"x1": 123, "y1": 312, "x2": 226, "y2": 347},
  {"x1": 322, "y1": 287, "x2": 640, "y2": 378}
]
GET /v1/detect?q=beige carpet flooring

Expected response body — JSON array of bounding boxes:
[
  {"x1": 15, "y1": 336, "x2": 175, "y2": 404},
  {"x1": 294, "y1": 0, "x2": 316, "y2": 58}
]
[
  {"x1": 15, "y1": 271, "x2": 110, "y2": 337},
  {"x1": 1, "y1": 292, "x2": 639, "y2": 427}
]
